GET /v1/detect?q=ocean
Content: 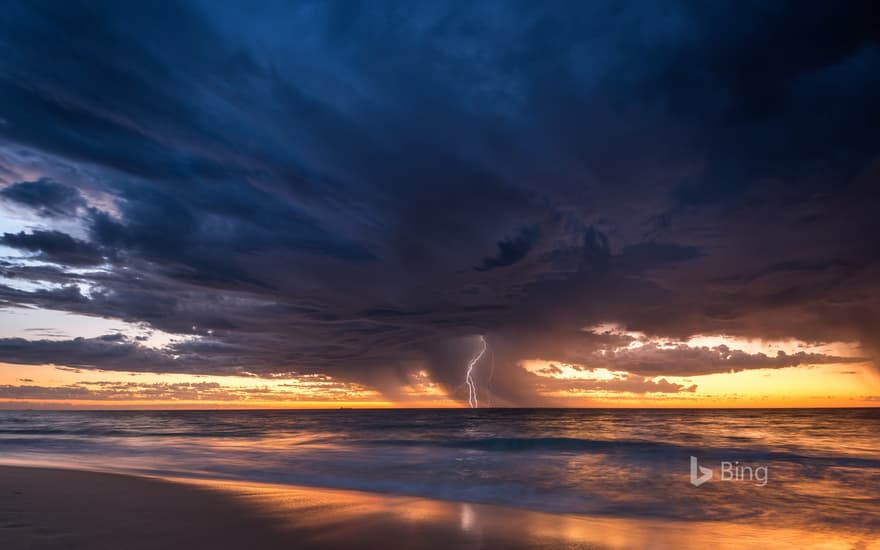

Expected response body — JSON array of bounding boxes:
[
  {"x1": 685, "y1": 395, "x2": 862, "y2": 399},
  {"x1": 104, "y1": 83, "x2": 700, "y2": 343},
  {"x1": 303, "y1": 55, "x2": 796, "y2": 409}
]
[{"x1": 1, "y1": 408, "x2": 878, "y2": 536}]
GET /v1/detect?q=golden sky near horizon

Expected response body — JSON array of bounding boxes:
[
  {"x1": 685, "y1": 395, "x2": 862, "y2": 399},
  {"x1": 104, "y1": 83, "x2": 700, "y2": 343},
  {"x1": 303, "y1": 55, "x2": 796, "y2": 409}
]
[
  {"x1": 1, "y1": 306, "x2": 878, "y2": 409},
  {"x1": 1, "y1": 334, "x2": 877, "y2": 409}
]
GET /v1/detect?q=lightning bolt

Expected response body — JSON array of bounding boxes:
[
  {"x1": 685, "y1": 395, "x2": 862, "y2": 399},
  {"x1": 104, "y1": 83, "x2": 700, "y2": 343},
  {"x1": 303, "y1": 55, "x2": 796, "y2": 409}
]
[{"x1": 465, "y1": 335, "x2": 488, "y2": 408}]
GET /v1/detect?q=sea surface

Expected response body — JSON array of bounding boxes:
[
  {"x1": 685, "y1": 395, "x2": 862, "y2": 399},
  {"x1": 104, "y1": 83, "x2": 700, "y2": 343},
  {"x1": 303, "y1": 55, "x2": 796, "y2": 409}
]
[{"x1": 1, "y1": 408, "x2": 878, "y2": 536}]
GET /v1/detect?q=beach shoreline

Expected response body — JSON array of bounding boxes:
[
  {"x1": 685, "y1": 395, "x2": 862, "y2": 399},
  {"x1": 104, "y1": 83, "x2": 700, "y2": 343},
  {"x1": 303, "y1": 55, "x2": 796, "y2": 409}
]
[{"x1": 1, "y1": 465, "x2": 876, "y2": 549}]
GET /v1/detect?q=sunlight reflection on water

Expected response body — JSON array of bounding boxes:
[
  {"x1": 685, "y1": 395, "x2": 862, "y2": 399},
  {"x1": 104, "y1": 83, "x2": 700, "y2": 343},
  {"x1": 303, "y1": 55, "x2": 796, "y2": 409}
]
[{"x1": 1, "y1": 408, "x2": 878, "y2": 541}]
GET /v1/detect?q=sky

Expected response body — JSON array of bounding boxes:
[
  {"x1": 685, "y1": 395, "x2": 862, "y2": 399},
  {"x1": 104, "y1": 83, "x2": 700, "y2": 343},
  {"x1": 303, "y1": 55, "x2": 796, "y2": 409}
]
[{"x1": 0, "y1": 1, "x2": 879, "y2": 408}]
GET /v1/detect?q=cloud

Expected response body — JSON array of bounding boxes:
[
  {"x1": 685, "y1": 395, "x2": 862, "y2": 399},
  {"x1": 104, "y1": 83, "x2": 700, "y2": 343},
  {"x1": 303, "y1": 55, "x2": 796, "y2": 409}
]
[
  {"x1": 534, "y1": 373, "x2": 698, "y2": 395},
  {"x1": 0, "y1": 178, "x2": 86, "y2": 217},
  {"x1": 0, "y1": 335, "x2": 183, "y2": 372},
  {"x1": 0, "y1": 1, "x2": 877, "y2": 405},
  {"x1": 536, "y1": 364, "x2": 563, "y2": 376},
  {"x1": 585, "y1": 344, "x2": 866, "y2": 377},
  {"x1": 0, "y1": 382, "x2": 221, "y2": 401},
  {"x1": 517, "y1": 357, "x2": 700, "y2": 398},
  {"x1": 476, "y1": 225, "x2": 542, "y2": 271},
  {"x1": 1, "y1": 230, "x2": 106, "y2": 266},
  {"x1": 0, "y1": 378, "x2": 375, "y2": 402}
]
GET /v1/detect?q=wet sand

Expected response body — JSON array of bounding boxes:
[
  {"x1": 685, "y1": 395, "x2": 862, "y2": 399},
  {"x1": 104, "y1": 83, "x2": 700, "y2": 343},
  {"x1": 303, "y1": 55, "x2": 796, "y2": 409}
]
[{"x1": 0, "y1": 466, "x2": 875, "y2": 549}]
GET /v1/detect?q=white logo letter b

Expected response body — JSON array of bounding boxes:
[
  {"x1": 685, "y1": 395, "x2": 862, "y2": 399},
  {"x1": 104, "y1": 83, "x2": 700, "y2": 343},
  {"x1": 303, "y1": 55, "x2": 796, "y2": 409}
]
[{"x1": 690, "y1": 456, "x2": 712, "y2": 487}]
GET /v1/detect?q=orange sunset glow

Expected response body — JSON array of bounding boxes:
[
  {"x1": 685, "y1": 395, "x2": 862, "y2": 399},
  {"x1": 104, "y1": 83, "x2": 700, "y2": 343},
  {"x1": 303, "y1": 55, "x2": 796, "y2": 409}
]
[{"x1": 2, "y1": 329, "x2": 877, "y2": 409}]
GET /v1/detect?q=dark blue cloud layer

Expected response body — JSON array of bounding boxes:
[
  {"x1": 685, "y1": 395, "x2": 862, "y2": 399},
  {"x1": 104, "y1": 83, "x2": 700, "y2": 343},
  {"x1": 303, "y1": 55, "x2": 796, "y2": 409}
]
[
  {"x1": 0, "y1": 1, "x2": 878, "y2": 403},
  {"x1": 0, "y1": 178, "x2": 86, "y2": 217}
]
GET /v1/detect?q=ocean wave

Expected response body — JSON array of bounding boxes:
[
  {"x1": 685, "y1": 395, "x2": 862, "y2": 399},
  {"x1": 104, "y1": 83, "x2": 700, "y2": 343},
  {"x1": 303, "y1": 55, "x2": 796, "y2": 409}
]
[{"x1": 350, "y1": 436, "x2": 880, "y2": 468}]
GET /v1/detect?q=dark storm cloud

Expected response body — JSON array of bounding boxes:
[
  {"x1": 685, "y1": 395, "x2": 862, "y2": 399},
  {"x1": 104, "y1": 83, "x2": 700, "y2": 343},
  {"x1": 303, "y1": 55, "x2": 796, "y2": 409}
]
[
  {"x1": 476, "y1": 225, "x2": 542, "y2": 271},
  {"x1": 0, "y1": 335, "x2": 193, "y2": 372},
  {"x1": 0, "y1": 333, "x2": 262, "y2": 375},
  {"x1": 616, "y1": 242, "x2": 703, "y2": 273},
  {"x1": 0, "y1": 178, "x2": 85, "y2": 217},
  {"x1": 1, "y1": 230, "x2": 106, "y2": 266},
  {"x1": 0, "y1": 0, "x2": 878, "y2": 403}
]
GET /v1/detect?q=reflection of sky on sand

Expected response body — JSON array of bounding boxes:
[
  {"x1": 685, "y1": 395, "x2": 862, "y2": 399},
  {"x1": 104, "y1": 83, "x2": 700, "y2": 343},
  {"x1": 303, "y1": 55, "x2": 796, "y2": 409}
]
[{"x1": 184, "y1": 479, "x2": 879, "y2": 550}]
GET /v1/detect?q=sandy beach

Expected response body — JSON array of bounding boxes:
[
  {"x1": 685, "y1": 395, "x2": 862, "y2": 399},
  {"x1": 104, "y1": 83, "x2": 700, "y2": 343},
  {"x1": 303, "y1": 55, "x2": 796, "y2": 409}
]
[
  {"x1": 1, "y1": 465, "x2": 876, "y2": 550},
  {"x1": 0, "y1": 466, "x2": 292, "y2": 549}
]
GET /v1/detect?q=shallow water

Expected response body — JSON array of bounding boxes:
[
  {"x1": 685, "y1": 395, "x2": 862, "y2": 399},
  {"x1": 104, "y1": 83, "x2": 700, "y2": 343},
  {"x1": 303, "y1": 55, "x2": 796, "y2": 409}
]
[{"x1": 1, "y1": 408, "x2": 878, "y2": 537}]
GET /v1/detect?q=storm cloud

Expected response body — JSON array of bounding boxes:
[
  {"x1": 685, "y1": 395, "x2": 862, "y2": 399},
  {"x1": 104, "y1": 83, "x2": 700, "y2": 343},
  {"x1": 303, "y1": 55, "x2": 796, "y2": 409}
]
[
  {"x1": 1, "y1": 230, "x2": 106, "y2": 266},
  {"x1": 0, "y1": 1, "x2": 878, "y2": 404},
  {"x1": 0, "y1": 178, "x2": 86, "y2": 217}
]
